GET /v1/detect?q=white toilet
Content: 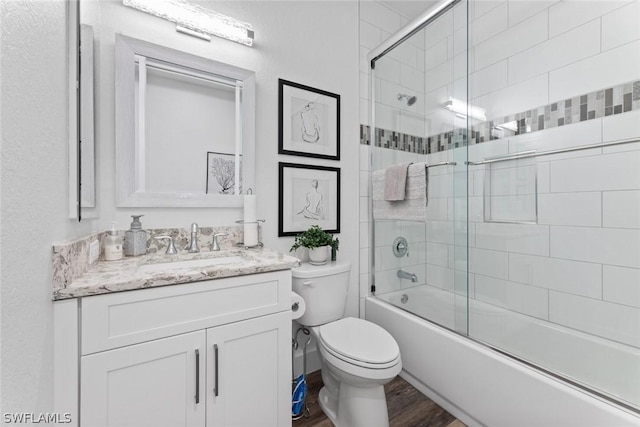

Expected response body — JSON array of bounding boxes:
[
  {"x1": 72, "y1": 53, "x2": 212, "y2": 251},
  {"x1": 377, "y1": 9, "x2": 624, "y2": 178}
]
[{"x1": 292, "y1": 261, "x2": 402, "y2": 427}]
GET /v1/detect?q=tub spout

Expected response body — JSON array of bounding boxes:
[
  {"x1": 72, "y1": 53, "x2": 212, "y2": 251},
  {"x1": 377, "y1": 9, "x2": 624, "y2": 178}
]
[{"x1": 397, "y1": 269, "x2": 418, "y2": 283}]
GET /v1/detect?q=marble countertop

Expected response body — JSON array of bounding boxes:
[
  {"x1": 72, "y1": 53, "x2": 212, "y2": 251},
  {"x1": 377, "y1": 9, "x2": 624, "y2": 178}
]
[{"x1": 53, "y1": 248, "x2": 301, "y2": 300}]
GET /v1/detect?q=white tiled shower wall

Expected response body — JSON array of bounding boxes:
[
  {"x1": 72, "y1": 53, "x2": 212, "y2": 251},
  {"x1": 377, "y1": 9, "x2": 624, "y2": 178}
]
[
  {"x1": 359, "y1": 0, "x2": 640, "y2": 348},
  {"x1": 467, "y1": 111, "x2": 640, "y2": 349},
  {"x1": 359, "y1": 1, "x2": 428, "y2": 136},
  {"x1": 359, "y1": 0, "x2": 423, "y2": 315}
]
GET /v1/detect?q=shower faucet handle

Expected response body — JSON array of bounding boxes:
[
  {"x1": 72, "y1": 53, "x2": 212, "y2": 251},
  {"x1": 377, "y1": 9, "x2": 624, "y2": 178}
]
[{"x1": 393, "y1": 236, "x2": 409, "y2": 257}]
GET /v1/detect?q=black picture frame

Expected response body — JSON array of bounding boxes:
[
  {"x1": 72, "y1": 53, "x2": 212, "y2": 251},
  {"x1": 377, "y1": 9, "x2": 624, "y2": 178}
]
[
  {"x1": 278, "y1": 162, "x2": 341, "y2": 236},
  {"x1": 278, "y1": 79, "x2": 340, "y2": 161}
]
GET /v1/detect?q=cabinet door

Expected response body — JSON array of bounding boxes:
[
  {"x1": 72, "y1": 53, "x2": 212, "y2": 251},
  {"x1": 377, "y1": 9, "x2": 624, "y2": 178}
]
[
  {"x1": 207, "y1": 312, "x2": 291, "y2": 427},
  {"x1": 82, "y1": 331, "x2": 206, "y2": 427}
]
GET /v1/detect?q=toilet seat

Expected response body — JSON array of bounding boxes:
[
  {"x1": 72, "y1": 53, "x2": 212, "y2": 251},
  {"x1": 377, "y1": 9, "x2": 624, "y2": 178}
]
[{"x1": 318, "y1": 317, "x2": 400, "y2": 369}]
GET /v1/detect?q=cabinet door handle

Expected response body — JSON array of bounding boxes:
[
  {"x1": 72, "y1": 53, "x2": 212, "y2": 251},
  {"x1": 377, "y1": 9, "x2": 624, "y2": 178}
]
[
  {"x1": 213, "y1": 344, "x2": 219, "y2": 397},
  {"x1": 195, "y1": 349, "x2": 200, "y2": 404}
]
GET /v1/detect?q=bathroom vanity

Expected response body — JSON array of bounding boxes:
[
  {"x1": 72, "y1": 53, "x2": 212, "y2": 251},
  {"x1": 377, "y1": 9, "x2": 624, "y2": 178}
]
[{"x1": 53, "y1": 247, "x2": 299, "y2": 427}]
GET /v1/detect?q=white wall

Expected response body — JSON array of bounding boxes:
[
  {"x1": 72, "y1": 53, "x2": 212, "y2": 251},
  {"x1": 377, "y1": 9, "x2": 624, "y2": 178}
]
[
  {"x1": 1, "y1": 0, "x2": 360, "y2": 415},
  {"x1": 1, "y1": 0, "x2": 95, "y2": 415},
  {"x1": 86, "y1": 0, "x2": 359, "y2": 313},
  {"x1": 359, "y1": 0, "x2": 429, "y2": 135},
  {"x1": 144, "y1": 72, "x2": 237, "y2": 194},
  {"x1": 469, "y1": 0, "x2": 638, "y2": 117}
]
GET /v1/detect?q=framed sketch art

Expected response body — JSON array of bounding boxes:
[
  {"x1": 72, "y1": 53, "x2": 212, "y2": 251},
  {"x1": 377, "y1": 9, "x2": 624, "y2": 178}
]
[
  {"x1": 279, "y1": 162, "x2": 340, "y2": 236},
  {"x1": 206, "y1": 152, "x2": 242, "y2": 195},
  {"x1": 278, "y1": 79, "x2": 340, "y2": 160}
]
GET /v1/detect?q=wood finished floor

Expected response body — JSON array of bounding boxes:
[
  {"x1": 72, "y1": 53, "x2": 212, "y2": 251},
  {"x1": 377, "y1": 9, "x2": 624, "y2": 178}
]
[{"x1": 293, "y1": 370, "x2": 466, "y2": 427}]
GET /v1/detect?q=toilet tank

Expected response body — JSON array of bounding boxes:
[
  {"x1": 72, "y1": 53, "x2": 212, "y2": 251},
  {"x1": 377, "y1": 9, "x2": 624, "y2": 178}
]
[{"x1": 291, "y1": 261, "x2": 351, "y2": 326}]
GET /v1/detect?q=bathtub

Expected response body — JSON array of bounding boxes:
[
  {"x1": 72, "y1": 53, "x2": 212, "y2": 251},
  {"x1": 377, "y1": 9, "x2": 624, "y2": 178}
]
[{"x1": 367, "y1": 286, "x2": 640, "y2": 427}]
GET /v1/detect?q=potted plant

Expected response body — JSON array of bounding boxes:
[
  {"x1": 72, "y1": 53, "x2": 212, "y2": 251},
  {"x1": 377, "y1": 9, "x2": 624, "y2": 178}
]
[{"x1": 290, "y1": 225, "x2": 338, "y2": 265}]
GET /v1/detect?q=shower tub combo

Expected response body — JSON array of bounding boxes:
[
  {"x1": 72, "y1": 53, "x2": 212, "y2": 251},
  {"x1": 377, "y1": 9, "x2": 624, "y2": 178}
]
[
  {"x1": 365, "y1": 0, "x2": 640, "y2": 425},
  {"x1": 367, "y1": 287, "x2": 639, "y2": 426}
]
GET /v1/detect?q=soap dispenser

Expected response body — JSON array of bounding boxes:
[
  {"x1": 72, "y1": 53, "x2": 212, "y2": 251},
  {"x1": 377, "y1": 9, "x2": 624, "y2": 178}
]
[
  {"x1": 104, "y1": 222, "x2": 124, "y2": 261},
  {"x1": 124, "y1": 215, "x2": 147, "y2": 256}
]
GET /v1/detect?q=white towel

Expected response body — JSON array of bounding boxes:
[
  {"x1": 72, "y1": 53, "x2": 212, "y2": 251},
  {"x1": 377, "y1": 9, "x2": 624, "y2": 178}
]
[
  {"x1": 384, "y1": 162, "x2": 411, "y2": 201},
  {"x1": 372, "y1": 163, "x2": 428, "y2": 222}
]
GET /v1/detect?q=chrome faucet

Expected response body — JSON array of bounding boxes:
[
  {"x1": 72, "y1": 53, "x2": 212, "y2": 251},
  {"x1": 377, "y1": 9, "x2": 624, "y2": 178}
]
[
  {"x1": 211, "y1": 232, "x2": 228, "y2": 251},
  {"x1": 397, "y1": 269, "x2": 418, "y2": 283},
  {"x1": 187, "y1": 223, "x2": 199, "y2": 253}
]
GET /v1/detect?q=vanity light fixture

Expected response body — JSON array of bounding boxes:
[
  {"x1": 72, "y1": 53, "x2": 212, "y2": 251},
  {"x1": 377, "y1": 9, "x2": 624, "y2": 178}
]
[
  {"x1": 442, "y1": 97, "x2": 487, "y2": 122},
  {"x1": 122, "y1": 0, "x2": 255, "y2": 46}
]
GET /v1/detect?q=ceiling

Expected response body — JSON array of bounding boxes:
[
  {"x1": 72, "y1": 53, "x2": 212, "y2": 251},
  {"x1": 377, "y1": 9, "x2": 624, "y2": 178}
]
[{"x1": 379, "y1": 1, "x2": 440, "y2": 20}]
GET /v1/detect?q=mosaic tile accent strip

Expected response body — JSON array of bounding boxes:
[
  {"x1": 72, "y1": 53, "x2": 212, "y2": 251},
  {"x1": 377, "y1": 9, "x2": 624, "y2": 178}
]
[
  {"x1": 361, "y1": 79, "x2": 640, "y2": 153},
  {"x1": 359, "y1": 126, "x2": 467, "y2": 154}
]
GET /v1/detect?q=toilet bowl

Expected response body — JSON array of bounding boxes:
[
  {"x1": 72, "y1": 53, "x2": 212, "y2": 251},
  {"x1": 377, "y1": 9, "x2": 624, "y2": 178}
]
[
  {"x1": 292, "y1": 262, "x2": 402, "y2": 427},
  {"x1": 311, "y1": 318, "x2": 402, "y2": 427}
]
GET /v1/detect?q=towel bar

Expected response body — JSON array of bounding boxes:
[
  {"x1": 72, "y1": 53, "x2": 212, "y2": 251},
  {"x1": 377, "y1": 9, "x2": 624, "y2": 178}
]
[
  {"x1": 466, "y1": 137, "x2": 639, "y2": 166},
  {"x1": 426, "y1": 161, "x2": 457, "y2": 168}
]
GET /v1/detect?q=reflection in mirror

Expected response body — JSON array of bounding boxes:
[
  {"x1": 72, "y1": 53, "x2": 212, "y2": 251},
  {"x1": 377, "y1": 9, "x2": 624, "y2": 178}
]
[
  {"x1": 80, "y1": 24, "x2": 96, "y2": 209},
  {"x1": 136, "y1": 59, "x2": 238, "y2": 194},
  {"x1": 68, "y1": 0, "x2": 97, "y2": 221},
  {"x1": 116, "y1": 35, "x2": 255, "y2": 207}
]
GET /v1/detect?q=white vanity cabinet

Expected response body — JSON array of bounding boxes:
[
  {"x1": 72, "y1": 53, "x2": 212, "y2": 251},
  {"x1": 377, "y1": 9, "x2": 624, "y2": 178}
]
[
  {"x1": 205, "y1": 313, "x2": 290, "y2": 427},
  {"x1": 56, "y1": 270, "x2": 292, "y2": 427},
  {"x1": 81, "y1": 330, "x2": 206, "y2": 427}
]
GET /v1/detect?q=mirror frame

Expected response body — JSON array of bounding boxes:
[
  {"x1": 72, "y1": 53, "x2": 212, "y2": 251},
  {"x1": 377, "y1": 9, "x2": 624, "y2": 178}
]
[
  {"x1": 68, "y1": 0, "x2": 80, "y2": 219},
  {"x1": 115, "y1": 34, "x2": 255, "y2": 208}
]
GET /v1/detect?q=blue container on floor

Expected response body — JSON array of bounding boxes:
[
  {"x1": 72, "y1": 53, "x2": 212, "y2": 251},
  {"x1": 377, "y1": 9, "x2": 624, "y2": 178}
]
[{"x1": 292, "y1": 374, "x2": 307, "y2": 417}]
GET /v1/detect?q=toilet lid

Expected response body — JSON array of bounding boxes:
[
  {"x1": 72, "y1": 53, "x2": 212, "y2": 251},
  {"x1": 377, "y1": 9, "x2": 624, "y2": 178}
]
[{"x1": 319, "y1": 317, "x2": 400, "y2": 365}]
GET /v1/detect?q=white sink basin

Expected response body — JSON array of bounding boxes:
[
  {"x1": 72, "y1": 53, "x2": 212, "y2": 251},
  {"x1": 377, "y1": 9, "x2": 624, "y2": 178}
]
[{"x1": 138, "y1": 255, "x2": 245, "y2": 274}]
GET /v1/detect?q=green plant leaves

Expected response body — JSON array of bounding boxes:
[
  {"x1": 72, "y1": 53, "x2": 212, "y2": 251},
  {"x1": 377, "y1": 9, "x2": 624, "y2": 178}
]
[{"x1": 290, "y1": 225, "x2": 338, "y2": 252}]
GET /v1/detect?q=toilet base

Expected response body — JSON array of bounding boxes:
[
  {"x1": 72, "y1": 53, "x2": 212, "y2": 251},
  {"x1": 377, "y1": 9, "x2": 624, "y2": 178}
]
[
  {"x1": 318, "y1": 387, "x2": 338, "y2": 425},
  {"x1": 317, "y1": 382, "x2": 390, "y2": 427}
]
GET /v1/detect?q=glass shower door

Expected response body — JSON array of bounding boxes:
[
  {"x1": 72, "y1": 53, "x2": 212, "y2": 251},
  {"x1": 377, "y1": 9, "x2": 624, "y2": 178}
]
[
  {"x1": 369, "y1": 0, "x2": 640, "y2": 412},
  {"x1": 370, "y1": 0, "x2": 469, "y2": 336},
  {"x1": 465, "y1": 0, "x2": 640, "y2": 411}
]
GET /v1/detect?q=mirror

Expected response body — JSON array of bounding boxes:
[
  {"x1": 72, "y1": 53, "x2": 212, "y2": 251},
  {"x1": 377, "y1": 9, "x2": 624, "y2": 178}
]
[
  {"x1": 71, "y1": 1, "x2": 256, "y2": 217},
  {"x1": 80, "y1": 24, "x2": 96, "y2": 209},
  {"x1": 115, "y1": 34, "x2": 255, "y2": 207},
  {"x1": 69, "y1": 0, "x2": 97, "y2": 221}
]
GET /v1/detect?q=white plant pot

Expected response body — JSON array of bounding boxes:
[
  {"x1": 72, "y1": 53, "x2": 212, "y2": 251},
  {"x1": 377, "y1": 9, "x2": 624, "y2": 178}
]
[{"x1": 308, "y1": 246, "x2": 329, "y2": 265}]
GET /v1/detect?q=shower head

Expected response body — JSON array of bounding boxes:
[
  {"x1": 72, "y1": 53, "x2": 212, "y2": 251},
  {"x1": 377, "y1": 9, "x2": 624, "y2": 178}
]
[{"x1": 397, "y1": 93, "x2": 417, "y2": 106}]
